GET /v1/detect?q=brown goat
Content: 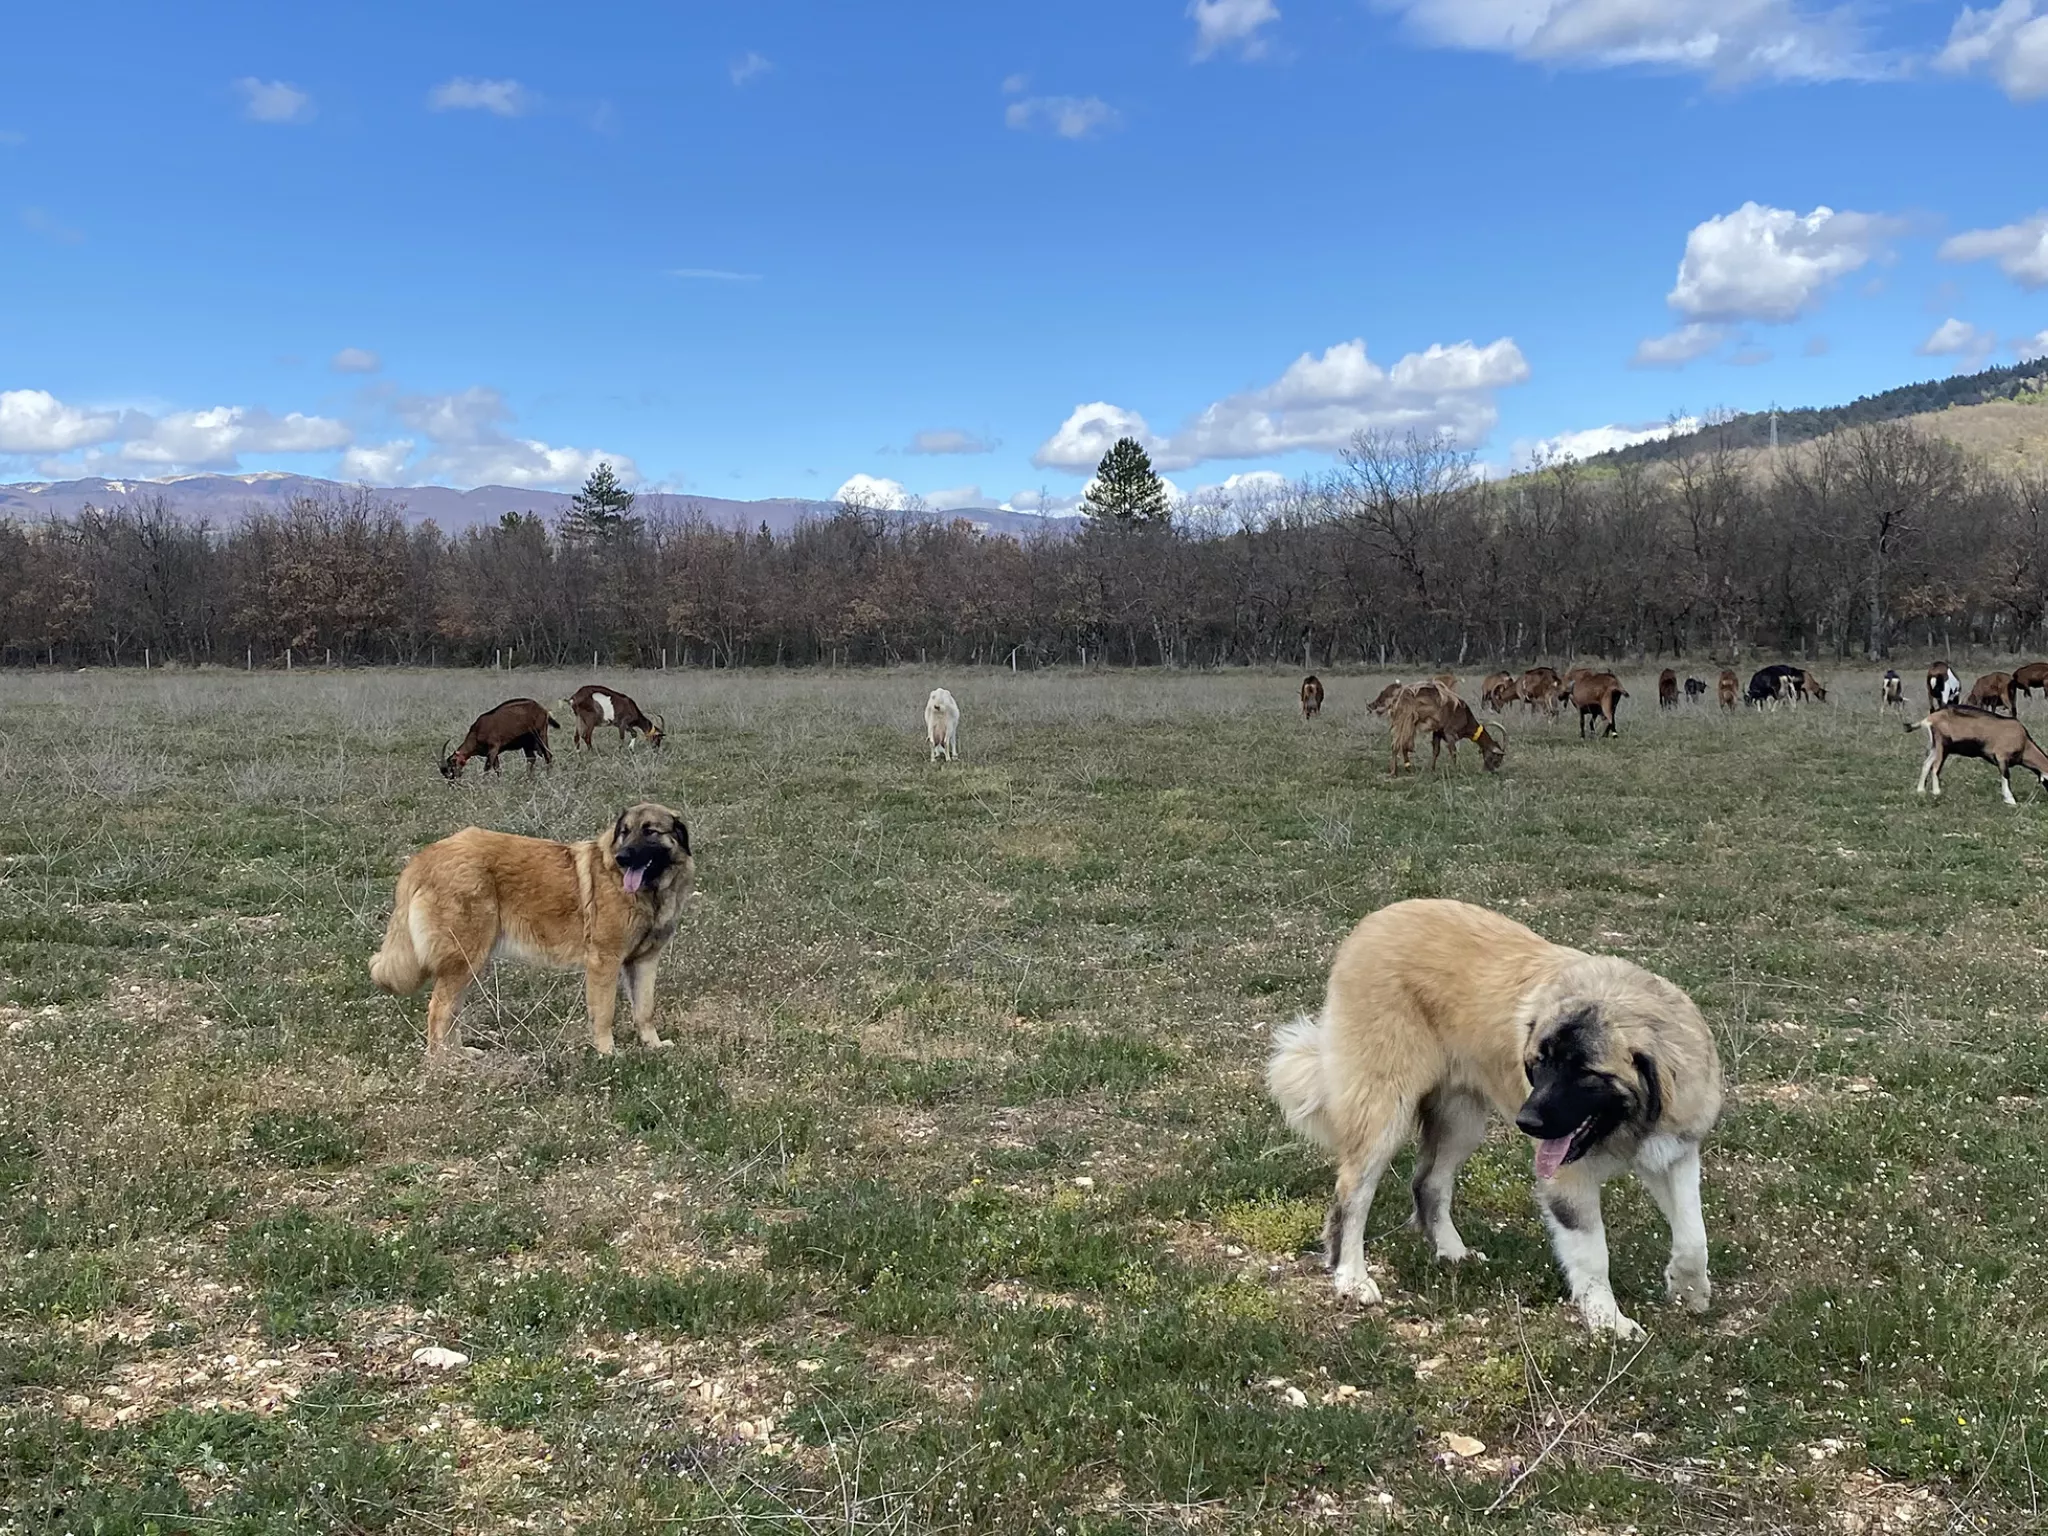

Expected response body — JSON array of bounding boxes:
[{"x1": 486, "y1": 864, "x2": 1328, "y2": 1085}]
[
  {"x1": 1366, "y1": 682, "x2": 1407, "y2": 716},
  {"x1": 1570, "y1": 672, "x2": 1626, "y2": 738},
  {"x1": 442, "y1": 698, "x2": 561, "y2": 778},
  {"x1": 1658, "y1": 668, "x2": 1678, "y2": 710},
  {"x1": 1717, "y1": 669, "x2": 1739, "y2": 711},
  {"x1": 1913, "y1": 705, "x2": 2048, "y2": 806},
  {"x1": 1388, "y1": 687, "x2": 1506, "y2": 775},
  {"x1": 1299, "y1": 675, "x2": 1325, "y2": 720},
  {"x1": 1478, "y1": 671, "x2": 1515, "y2": 712},
  {"x1": 1519, "y1": 666, "x2": 1564, "y2": 718},
  {"x1": 1966, "y1": 672, "x2": 2016, "y2": 716},
  {"x1": 566, "y1": 683, "x2": 665, "y2": 751},
  {"x1": 2013, "y1": 662, "x2": 2048, "y2": 702}
]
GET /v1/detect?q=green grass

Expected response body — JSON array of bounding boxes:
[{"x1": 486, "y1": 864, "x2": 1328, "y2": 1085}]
[{"x1": 4, "y1": 662, "x2": 2048, "y2": 1531}]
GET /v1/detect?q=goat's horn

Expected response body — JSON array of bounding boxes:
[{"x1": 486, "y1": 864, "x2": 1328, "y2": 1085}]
[
  {"x1": 440, "y1": 737, "x2": 454, "y2": 763},
  {"x1": 1488, "y1": 722, "x2": 1509, "y2": 744}
]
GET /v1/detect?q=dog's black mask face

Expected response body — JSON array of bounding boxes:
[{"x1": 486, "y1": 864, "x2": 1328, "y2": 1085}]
[
  {"x1": 610, "y1": 804, "x2": 690, "y2": 896},
  {"x1": 1516, "y1": 1008, "x2": 1634, "y2": 1179}
]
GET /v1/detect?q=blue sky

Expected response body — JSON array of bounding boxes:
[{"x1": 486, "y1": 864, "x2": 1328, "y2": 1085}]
[{"x1": 2, "y1": 0, "x2": 2045, "y2": 512}]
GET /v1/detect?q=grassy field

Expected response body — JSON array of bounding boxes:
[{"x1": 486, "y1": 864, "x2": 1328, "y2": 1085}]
[{"x1": 4, "y1": 662, "x2": 2048, "y2": 1535}]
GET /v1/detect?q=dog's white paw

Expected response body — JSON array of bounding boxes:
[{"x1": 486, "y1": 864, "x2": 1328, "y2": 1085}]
[
  {"x1": 1580, "y1": 1294, "x2": 1646, "y2": 1340},
  {"x1": 643, "y1": 1036, "x2": 675, "y2": 1051},
  {"x1": 1434, "y1": 1236, "x2": 1484, "y2": 1264},
  {"x1": 1332, "y1": 1266, "x2": 1382, "y2": 1306},
  {"x1": 1666, "y1": 1262, "x2": 1711, "y2": 1313}
]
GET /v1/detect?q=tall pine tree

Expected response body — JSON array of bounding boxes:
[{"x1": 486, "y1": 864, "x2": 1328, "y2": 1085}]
[
  {"x1": 1082, "y1": 437, "x2": 1171, "y2": 529},
  {"x1": 559, "y1": 462, "x2": 638, "y2": 544}
]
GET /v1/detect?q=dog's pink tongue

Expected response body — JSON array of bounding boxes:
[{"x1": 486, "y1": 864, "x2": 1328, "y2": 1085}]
[
  {"x1": 620, "y1": 865, "x2": 645, "y2": 894},
  {"x1": 1534, "y1": 1136, "x2": 1573, "y2": 1180}
]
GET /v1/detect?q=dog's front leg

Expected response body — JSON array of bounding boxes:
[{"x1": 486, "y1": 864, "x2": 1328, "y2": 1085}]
[
  {"x1": 585, "y1": 964, "x2": 622, "y2": 1055},
  {"x1": 624, "y1": 957, "x2": 670, "y2": 1050},
  {"x1": 1538, "y1": 1167, "x2": 1643, "y2": 1340},
  {"x1": 1636, "y1": 1140, "x2": 1711, "y2": 1313}
]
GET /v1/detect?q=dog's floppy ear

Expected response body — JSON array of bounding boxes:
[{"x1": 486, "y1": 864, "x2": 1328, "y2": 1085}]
[
  {"x1": 1631, "y1": 1049, "x2": 1664, "y2": 1125},
  {"x1": 613, "y1": 810, "x2": 631, "y2": 845},
  {"x1": 669, "y1": 814, "x2": 690, "y2": 856}
]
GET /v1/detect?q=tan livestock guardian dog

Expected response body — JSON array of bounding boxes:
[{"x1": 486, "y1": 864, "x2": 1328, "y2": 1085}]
[
  {"x1": 1268, "y1": 899, "x2": 1722, "y2": 1339},
  {"x1": 370, "y1": 803, "x2": 694, "y2": 1062}
]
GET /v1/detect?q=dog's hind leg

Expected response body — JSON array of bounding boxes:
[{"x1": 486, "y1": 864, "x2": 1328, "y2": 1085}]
[
  {"x1": 622, "y1": 957, "x2": 671, "y2": 1050},
  {"x1": 1635, "y1": 1138, "x2": 1710, "y2": 1314},
  {"x1": 1538, "y1": 1161, "x2": 1642, "y2": 1339},
  {"x1": 425, "y1": 971, "x2": 471, "y2": 1063},
  {"x1": 1411, "y1": 1088, "x2": 1491, "y2": 1263},
  {"x1": 1327, "y1": 1117, "x2": 1408, "y2": 1305}
]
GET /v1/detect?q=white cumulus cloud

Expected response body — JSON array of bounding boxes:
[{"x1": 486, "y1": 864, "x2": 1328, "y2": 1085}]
[
  {"x1": 1035, "y1": 338, "x2": 1530, "y2": 472},
  {"x1": 1939, "y1": 212, "x2": 2048, "y2": 290},
  {"x1": 1033, "y1": 403, "x2": 1164, "y2": 472},
  {"x1": 1937, "y1": 2, "x2": 2048, "y2": 100},
  {"x1": 396, "y1": 386, "x2": 636, "y2": 488},
  {"x1": 330, "y1": 347, "x2": 381, "y2": 374},
  {"x1": 1004, "y1": 94, "x2": 1118, "y2": 138},
  {"x1": 428, "y1": 78, "x2": 533, "y2": 116},
  {"x1": 0, "y1": 389, "x2": 123, "y2": 454},
  {"x1": 833, "y1": 474, "x2": 912, "y2": 510},
  {"x1": 1376, "y1": 0, "x2": 1873, "y2": 82},
  {"x1": 2015, "y1": 329, "x2": 2048, "y2": 360},
  {"x1": 236, "y1": 77, "x2": 314, "y2": 124},
  {"x1": 730, "y1": 51, "x2": 773, "y2": 86},
  {"x1": 340, "y1": 440, "x2": 415, "y2": 484},
  {"x1": 1190, "y1": 0, "x2": 1281, "y2": 60},
  {"x1": 1522, "y1": 417, "x2": 1701, "y2": 467},
  {"x1": 1665, "y1": 202, "x2": 1901, "y2": 324},
  {"x1": 1919, "y1": 317, "x2": 1998, "y2": 360},
  {"x1": 111, "y1": 407, "x2": 353, "y2": 469}
]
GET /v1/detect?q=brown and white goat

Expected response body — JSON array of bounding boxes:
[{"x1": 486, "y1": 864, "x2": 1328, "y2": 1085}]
[
  {"x1": 1479, "y1": 671, "x2": 1516, "y2": 712},
  {"x1": 1388, "y1": 687, "x2": 1505, "y2": 775},
  {"x1": 1366, "y1": 682, "x2": 1408, "y2": 716},
  {"x1": 1300, "y1": 675, "x2": 1325, "y2": 720},
  {"x1": 1570, "y1": 672, "x2": 1626, "y2": 738},
  {"x1": 567, "y1": 683, "x2": 665, "y2": 750},
  {"x1": 1912, "y1": 705, "x2": 2048, "y2": 806},
  {"x1": 1881, "y1": 670, "x2": 1904, "y2": 710},
  {"x1": 1927, "y1": 662, "x2": 1961, "y2": 710},
  {"x1": 442, "y1": 698, "x2": 560, "y2": 778}
]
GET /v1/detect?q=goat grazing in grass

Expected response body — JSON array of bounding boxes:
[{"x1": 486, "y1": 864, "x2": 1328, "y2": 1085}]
[
  {"x1": 441, "y1": 699, "x2": 560, "y2": 778},
  {"x1": 1388, "y1": 687, "x2": 1505, "y2": 776},
  {"x1": 1913, "y1": 705, "x2": 2048, "y2": 806}
]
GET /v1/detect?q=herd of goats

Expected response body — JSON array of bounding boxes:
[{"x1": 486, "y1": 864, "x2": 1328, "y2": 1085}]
[
  {"x1": 426, "y1": 662, "x2": 2048, "y2": 808},
  {"x1": 1297, "y1": 657, "x2": 2048, "y2": 805}
]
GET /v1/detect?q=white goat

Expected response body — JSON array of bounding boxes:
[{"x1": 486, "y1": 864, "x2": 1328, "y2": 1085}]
[{"x1": 924, "y1": 688, "x2": 960, "y2": 762}]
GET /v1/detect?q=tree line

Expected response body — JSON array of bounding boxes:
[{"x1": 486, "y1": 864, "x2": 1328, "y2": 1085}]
[{"x1": 4, "y1": 419, "x2": 2047, "y2": 671}]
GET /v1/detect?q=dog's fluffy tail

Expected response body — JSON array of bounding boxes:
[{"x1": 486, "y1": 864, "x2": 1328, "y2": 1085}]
[
  {"x1": 1266, "y1": 1011, "x2": 1335, "y2": 1151},
  {"x1": 369, "y1": 892, "x2": 428, "y2": 994}
]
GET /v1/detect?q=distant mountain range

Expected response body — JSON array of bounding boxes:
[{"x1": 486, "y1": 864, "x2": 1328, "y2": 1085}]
[{"x1": 0, "y1": 472, "x2": 1073, "y2": 540}]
